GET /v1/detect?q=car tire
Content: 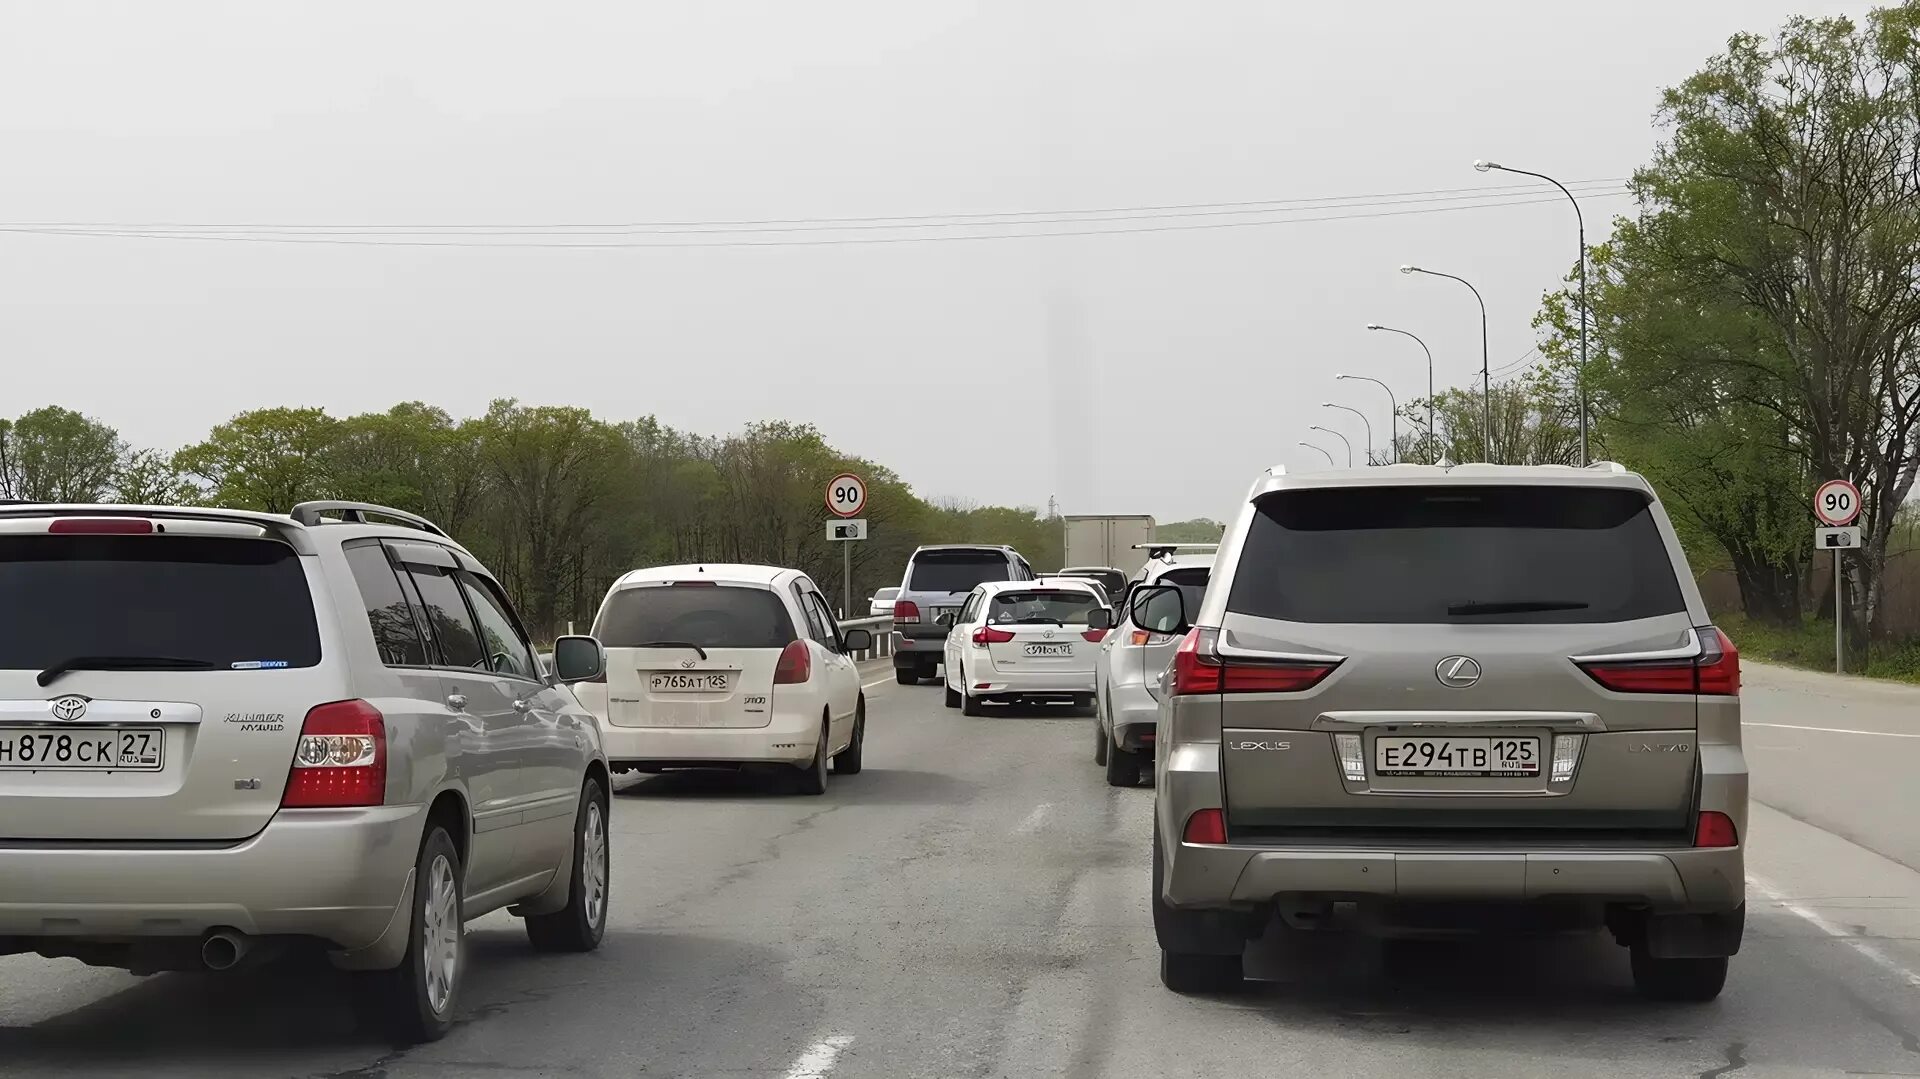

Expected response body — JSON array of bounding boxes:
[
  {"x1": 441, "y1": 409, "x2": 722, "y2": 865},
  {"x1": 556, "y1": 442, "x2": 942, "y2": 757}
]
[
  {"x1": 1093, "y1": 717, "x2": 1109, "y2": 765},
  {"x1": 919, "y1": 658, "x2": 940, "y2": 684},
  {"x1": 1105, "y1": 740, "x2": 1141, "y2": 787},
  {"x1": 793, "y1": 714, "x2": 830, "y2": 795},
  {"x1": 353, "y1": 825, "x2": 465, "y2": 1045},
  {"x1": 832, "y1": 699, "x2": 865, "y2": 775},
  {"x1": 1159, "y1": 949, "x2": 1245, "y2": 994},
  {"x1": 894, "y1": 667, "x2": 917, "y2": 686},
  {"x1": 1073, "y1": 693, "x2": 1096, "y2": 717},
  {"x1": 524, "y1": 777, "x2": 610, "y2": 953},
  {"x1": 961, "y1": 688, "x2": 984, "y2": 717},
  {"x1": 1629, "y1": 947, "x2": 1728, "y2": 1002}
]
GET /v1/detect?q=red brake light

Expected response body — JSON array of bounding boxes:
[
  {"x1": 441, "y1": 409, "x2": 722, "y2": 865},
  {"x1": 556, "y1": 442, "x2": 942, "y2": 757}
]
[
  {"x1": 1082, "y1": 628, "x2": 1108, "y2": 643},
  {"x1": 1578, "y1": 627, "x2": 1740, "y2": 696},
  {"x1": 671, "y1": 580, "x2": 718, "y2": 587},
  {"x1": 282, "y1": 700, "x2": 386, "y2": 808},
  {"x1": 1694, "y1": 811, "x2": 1738, "y2": 848},
  {"x1": 1183, "y1": 808, "x2": 1227, "y2": 844},
  {"x1": 49, "y1": 518, "x2": 154, "y2": 535},
  {"x1": 972, "y1": 625, "x2": 1015, "y2": 645},
  {"x1": 774, "y1": 639, "x2": 811, "y2": 684},
  {"x1": 893, "y1": 600, "x2": 921, "y2": 624},
  {"x1": 1169, "y1": 628, "x2": 1338, "y2": 695}
]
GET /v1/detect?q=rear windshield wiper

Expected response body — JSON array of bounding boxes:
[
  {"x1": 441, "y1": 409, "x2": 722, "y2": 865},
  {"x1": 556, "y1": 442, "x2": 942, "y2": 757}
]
[
  {"x1": 630, "y1": 641, "x2": 710, "y2": 661},
  {"x1": 1446, "y1": 600, "x2": 1591, "y2": 617},
  {"x1": 37, "y1": 655, "x2": 221, "y2": 688}
]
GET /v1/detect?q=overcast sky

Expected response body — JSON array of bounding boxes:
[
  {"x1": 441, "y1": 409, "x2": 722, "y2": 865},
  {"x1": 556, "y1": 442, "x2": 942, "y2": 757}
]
[{"x1": 0, "y1": 0, "x2": 1875, "y2": 522}]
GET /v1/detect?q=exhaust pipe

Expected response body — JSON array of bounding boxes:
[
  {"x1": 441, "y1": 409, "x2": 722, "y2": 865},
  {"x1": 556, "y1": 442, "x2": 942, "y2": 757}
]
[{"x1": 200, "y1": 929, "x2": 249, "y2": 971}]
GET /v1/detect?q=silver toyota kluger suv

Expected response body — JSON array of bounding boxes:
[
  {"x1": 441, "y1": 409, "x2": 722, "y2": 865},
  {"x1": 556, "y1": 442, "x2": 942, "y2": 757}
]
[{"x1": 1136, "y1": 463, "x2": 1745, "y2": 1001}]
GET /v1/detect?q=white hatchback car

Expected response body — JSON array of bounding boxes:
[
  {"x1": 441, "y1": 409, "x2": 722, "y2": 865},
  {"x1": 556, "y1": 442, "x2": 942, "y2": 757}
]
[
  {"x1": 571, "y1": 564, "x2": 871, "y2": 794},
  {"x1": 941, "y1": 577, "x2": 1111, "y2": 715}
]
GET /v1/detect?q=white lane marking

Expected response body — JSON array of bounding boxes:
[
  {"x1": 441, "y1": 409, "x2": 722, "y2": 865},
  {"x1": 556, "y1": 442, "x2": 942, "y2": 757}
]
[
  {"x1": 1745, "y1": 722, "x2": 1920, "y2": 739},
  {"x1": 1013, "y1": 803, "x2": 1054, "y2": 835},
  {"x1": 861, "y1": 677, "x2": 894, "y2": 690},
  {"x1": 782, "y1": 1034, "x2": 854, "y2": 1079},
  {"x1": 1750, "y1": 874, "x2": 1920, "y2": 988}
]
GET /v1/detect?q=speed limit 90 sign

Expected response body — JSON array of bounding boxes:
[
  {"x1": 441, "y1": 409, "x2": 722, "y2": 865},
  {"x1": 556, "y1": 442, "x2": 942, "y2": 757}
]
[
  {"x1": 1815, "y1": 479, "x2": 1861, "y2": 527},
  {"x1": 825, "y1": 473, "x2": 867, "y2": 518}
]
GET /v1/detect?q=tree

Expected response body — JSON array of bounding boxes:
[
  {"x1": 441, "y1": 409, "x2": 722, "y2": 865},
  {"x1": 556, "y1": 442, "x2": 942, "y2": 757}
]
[
  {"x1": 0, "y1": 407, "x2": 126, "y2": 502},
  {"x1": 113, "y1": 448, "x2": 204, "y2": 505},
  {"x1": 173, "y1": 407, "x2": 342, "y2": 512},
  {"x1": 1395, "y1": 378, "x2": 1579, "y2": 467}
]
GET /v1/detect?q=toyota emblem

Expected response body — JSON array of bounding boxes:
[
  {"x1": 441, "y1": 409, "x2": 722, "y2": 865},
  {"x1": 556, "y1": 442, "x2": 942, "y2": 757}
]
[
  {"x1": 1435, "y1": 656, "x2": 1483, "y2": 689},
  {"x1": 48, "y1": 695, "x2": 88, "y2": 721}
]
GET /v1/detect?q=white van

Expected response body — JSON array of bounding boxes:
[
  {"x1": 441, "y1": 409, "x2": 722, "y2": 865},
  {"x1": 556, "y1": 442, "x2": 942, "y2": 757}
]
[{"x1": 572, "y1": 564, "x2": 870, "y2": 794}]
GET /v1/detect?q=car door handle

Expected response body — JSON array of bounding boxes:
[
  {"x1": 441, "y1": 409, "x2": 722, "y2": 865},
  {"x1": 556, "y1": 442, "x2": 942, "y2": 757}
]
[
  {"x1": 446, "y1": 693, "x2": 468, "y2": 712},
  {"x1": 512, "y1": 698, "x2": 531, "y2": 713}
]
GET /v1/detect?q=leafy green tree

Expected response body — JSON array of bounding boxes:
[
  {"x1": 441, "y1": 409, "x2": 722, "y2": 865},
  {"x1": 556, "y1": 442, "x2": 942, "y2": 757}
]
[
  {"x1": 173, "y1": 407, "x2": 342, "y2": 512},
  {"x1": 113, "y1": 448, "x2": 204, "y2": 505},
  {"x1": 0, "y1": 407, "x2": 126, "y2": 502}
]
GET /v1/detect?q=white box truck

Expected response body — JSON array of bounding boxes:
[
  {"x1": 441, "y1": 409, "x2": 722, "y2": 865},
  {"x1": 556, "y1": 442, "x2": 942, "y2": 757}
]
[{"x1": 1063, "y1": 515, "x2": 1156, "y2": 578}]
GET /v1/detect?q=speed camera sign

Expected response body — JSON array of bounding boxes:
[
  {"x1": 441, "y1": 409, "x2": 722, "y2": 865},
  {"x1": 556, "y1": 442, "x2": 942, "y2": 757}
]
[
  {"x1": 825, "y1": 473, "x2": 867, "y2": 518},
  {"x1": 1814, "y1": 479, "x2": 1861, "y2": 527}
]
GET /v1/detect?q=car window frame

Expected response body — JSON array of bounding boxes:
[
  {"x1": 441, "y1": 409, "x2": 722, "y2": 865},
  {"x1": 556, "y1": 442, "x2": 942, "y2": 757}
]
[
  {"x1": 341, "y1": 538, "x2": 434, "y2": 669},
  {"x1": 790, "y1": 582, "x2": 836, "y2": 647},
  {"x1": 802, "y1": 591, "x2": 846, "y2": 652},
  {"x1": 386, "y1": 542, "x2": 492, "y2": 673},
  {"x1": 454, "y1": 568, "x2": 544, "y2": 685}
]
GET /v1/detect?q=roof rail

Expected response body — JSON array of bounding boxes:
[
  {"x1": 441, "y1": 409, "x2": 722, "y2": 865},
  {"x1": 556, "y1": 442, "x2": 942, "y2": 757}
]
[
  {"x1": 1132, "y1": 542, "x2": 1221, "y2": 558},
  {"x1": 289, "y1": 501, "x2": 449, "y2": 537},
  {"x1": 1586, "y1": 460, "x2": 1629, "y2": 473}
]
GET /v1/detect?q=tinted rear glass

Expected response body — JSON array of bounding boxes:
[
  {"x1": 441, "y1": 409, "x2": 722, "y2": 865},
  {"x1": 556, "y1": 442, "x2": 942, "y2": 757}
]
[
  {"x1": 1226, "y1": 486, "x2": 1684, "y2": 624},
  {"x1": 1159, "y1": 567, "x2": 1210, "y2": 617},
  {"x1": 0, "y1": 535, "x2": 320, "y2": 669},
  {"x1": 596, "y1": 584, "x2": 797, "y2": 649},
  {"x1": 907, "y1": 551, "x2": 1011, "y2": 592},
  {"x1": 987, "y1": 590, "x2": 1101, "y2": 624}
]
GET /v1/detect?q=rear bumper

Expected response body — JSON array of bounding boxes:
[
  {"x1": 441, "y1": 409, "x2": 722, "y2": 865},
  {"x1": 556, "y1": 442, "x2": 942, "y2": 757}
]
[
  {"x1": 970, "y1": 668, "x2": 1095, "y2": 696},
  {"x1": 1106, "y1": 680, "x2": 1160, "y2": 749},
  {"x1": 599, "y1": 711, "x2": 823, "y2": 766},
  {"x1": 0, "y1": 804, "x2": 425, "y2": 947},
  {"x1": 892, "y1": 631, "x2": 944, "y2": 657}
]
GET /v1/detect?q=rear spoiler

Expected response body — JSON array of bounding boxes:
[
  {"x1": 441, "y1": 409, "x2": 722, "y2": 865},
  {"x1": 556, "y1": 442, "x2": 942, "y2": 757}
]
[
  {"x1": 0, "y1": 503, "x2": 323, "y2": 554},
  {"x1": 1132, "y1": 542, "x2": 1220, "y2": 559}
]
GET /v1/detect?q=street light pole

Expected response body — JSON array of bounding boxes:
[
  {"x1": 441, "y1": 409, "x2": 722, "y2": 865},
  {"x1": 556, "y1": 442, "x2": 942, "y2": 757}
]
[
  {"x1": 1366, "y1": 323, "x2": 1436, "y2": 463},
  {"x1": 1336, "y1": 375, "x2": 1398, "y2": 463},
  {"x1": 1476, "y1": 159, "x2": 1589, "y2": 466},
  {"x1": 1309, "y1": 425, "x2": 1353, "y2": 467},
  {"x1": 1297, "y1": 441, "x2": 1336, "y2": 467},
  {"x1": 1401, "y1": 265, "x2": 1491, "y2": 463},
  {"x1": 1323, "y1": 402, "x2": 1375, "y2": 464}
]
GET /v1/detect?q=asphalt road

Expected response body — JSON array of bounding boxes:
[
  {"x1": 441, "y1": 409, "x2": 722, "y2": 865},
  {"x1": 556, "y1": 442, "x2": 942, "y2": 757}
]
[{"x1": 0, "y1": 660, "x2": 1918, "y2": 1078}]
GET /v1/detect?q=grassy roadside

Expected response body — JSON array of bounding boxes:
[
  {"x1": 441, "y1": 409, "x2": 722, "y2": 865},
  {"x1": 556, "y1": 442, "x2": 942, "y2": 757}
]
[{"x1": 1716, "y1": 613, "x2": 1920, "y2": 684}]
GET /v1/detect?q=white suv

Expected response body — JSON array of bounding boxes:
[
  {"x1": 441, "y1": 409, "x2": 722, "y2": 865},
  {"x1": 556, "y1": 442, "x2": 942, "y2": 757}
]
[
  {"x1": 572, "y1": 564, "x2": 871, "y2": 793},
  {"x1": 0, "y1": 501, "x2": 611, "y2": 1044},
  {"x1": 941, "y1": 577, "x2": 1111, "y2": 715}
]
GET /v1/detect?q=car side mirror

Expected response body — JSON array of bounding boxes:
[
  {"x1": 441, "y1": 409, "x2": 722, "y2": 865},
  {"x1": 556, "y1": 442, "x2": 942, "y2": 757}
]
[
  {"x1": 1128, "y1": 584, "x2": 1189, "y2": 635},
  {"x1": 935, "y1": 611, "x2": 956, "y2": 627},
  {"x1": 552, "y1": 635, "x2": 606, "y2": 683},
  {"x1": 842, "y1": 628, "x2": 873, "y2": 652},
  {"x1": 1087, "y1": 608, "x2": 1113, "y2": 632}
]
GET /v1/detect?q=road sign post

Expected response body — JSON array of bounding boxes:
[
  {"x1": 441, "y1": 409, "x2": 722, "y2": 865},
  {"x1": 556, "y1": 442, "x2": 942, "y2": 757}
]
[
  {"x1": 825, "y1": 474, "x2": 868, "y2": 617},
  {"x1": 1814, "y1": 479, "x2": 1862, "y2": 674}
]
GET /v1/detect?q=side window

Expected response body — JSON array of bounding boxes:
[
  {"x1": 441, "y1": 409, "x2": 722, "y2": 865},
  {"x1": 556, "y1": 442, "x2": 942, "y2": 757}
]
[
  {"x1": 343, "y1": 543, "x2": 429, "y2": 666},
  {"x1": 403, "y1": 565, "x2": 486, "y2": 669},
  {"x1": 1014, "y1": 557, "x2": 1034, "y2": 580},
  {"x1": 457, "y1": 572, "x2": 540, "y2": 681},
  {"x1": 804, "y1": 593, "x2": 843, "y2": 650},
  {"x1": 791, "y1": 585, "x2": 832, "y2": 644},
  {"x1": 959, "y1": 591, "x2": 982, "y2": 624}
]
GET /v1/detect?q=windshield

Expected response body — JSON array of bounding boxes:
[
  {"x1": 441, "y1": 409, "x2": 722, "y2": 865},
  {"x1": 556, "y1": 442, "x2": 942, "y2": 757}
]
[
  {"x1": 907, "y1": 551, "x2": 1011, "y2": 592},
  {"x1": 594, "y1": 584, "x2": 797, "y2": 649},
  {"x1": 0, "y1": 534, "x2": 320, "y2": 670},
  {"x1": 986, "y1": 589, "x2": 1101, "y2": 625},
  {"x1": 1226, "y1": 486, "x2": 1685, "y2": 625}
]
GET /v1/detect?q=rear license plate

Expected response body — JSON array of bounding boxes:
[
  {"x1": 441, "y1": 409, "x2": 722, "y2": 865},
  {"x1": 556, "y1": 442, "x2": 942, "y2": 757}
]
[
  {"x1": 1374, "y1": 735, "x2": 1539, "y2": 777},
  {"x1": 1023, "y1": 643, "x2": 1074, "y2": 657},
  {"x1": 0, "y1": 727, "x2": 164, "y2": 771},
  {"x1": 649, "y1": 673, "x2": 730, "y2": 692}
]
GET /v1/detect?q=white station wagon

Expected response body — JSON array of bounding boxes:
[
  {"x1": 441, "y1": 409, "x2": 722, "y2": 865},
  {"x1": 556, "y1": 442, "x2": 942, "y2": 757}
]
[
  {"x1": 941, "y1": 577, "x2": 1111, "y2": 715},
  {"x1": 571, "y1": 564, "x2": 871, "y2": 794}
]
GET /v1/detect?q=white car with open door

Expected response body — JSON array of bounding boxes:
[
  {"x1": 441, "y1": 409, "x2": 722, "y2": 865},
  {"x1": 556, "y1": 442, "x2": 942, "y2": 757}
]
[
  {"x1": 572, "y1": 564, "x2": 870, "y2": 794},
  {"x1": 941, "y1": 578, "x2": 1111, "y2": 716}
]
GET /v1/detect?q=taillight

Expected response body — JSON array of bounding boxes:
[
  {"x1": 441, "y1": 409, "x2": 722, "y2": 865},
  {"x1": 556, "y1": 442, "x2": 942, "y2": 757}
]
[
  {"x1": 1169, "y1": 628, "x2": 1338, "y2": 695},
  {"x1": 1694, "y1": 811, "x2": 1738, "y2": 848},
  {"x1": 282, "y1": 700, "x2": 386, "y2": 808},
  {"x1": 1578, "y1": 627, "x2": 1740, "y2": 696},
  {"x1": 49, "y1": 518, "x2": 154, "y2": 534},
  {"x1": 1183, "y1": 808, "x2": 1227, "y2": 844},
  {"x1": 972, "y1": 626, "x2": 1015, "y2": 645},
  {"x1": 1081, "y1": 628, "x2": 1107, "y2": 643},
  {"x1": 774, "y1": 639, "x2": 811, "y2": 684},
  {"x1": 893, "y1": 600, "x2": 921, "y2": 625}
]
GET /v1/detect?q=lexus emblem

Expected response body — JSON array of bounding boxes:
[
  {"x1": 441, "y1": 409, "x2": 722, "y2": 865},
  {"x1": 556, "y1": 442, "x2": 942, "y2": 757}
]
[
  {"x1": 49, "y1": 695, "x2": 88, "y2": 721},
  {"x1": 1435, "y1": 656, "x2": 1482, "y2": 689}
]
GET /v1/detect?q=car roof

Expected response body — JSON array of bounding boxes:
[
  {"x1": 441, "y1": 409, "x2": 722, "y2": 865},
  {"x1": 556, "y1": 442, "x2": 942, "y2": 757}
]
[
  {"x1": 612, "y1": 563, "x2": 798, "y2": 588},
  {"x1": 910, "y1": 544, "x2": 1017, "y2": 555},
  {"x1": 0, "y1": 502, "x2": 479, "y2": 560},
  {"x1": 1247, "y1": 461, "x2": 1654, "y2": 501}
]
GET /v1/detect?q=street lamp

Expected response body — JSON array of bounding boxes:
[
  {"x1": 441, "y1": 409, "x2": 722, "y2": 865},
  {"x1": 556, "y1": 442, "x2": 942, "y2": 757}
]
[
  {"x1": 1335, "y1": 375, "x2": 1398, "y2": 464},
  {"x1": 1365, "y1": 323, "x2": 1436, "y2": 463},
  {"x1": 1309, "y1": 425, "x2": 1352, "y2": 467},
  {"x1": 1322, "y1": 402, "x2": 1374, "y2": 464},
  {"x1": 1476, "y1": 159, "x2": 1589, "y2": 466},
  {"x1": 1297, "y1": 441, "x2": 1336, "y2": 467},
  {"x1": 1401, "y1": 264, "x2": 1491, "y2": 462}
]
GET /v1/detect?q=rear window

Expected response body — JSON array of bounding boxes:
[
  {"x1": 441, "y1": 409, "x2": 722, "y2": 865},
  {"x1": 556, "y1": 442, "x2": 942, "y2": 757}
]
[
  {"x1": 1225, "y1": 486, "x2": 1685, "y2": 625},
  {"x1": 1158, "y1": 567, "x2": 1210, "y2": 618},
  {"x1": 907, "y1": 550, "x2": 1011, "y2": 592},
  {"x1": 595, "y1": 584, "x2": 798, "y2": 650},
  {"x1": 987, "y1": 589, "x2": 1101, "y2": 625},
  {"x1": 0, "y1": 534, "x2": 321, "y2": 670}
]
